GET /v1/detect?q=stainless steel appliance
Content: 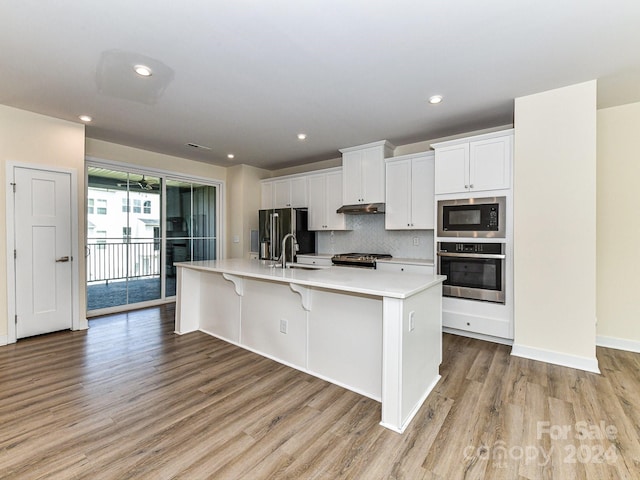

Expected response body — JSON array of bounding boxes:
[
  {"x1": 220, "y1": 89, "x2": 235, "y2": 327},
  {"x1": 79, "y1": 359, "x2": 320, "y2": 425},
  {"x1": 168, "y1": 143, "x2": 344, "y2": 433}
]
[
  {"x1": 331, "y1": 253, "x2": 392, "y2": 269},
  {"x1": 259, "y1": 208, "x2": 315, "y2": 262},
  {"x1": 437, "y1": 196, "x2": 506, "y2": 238},
  {"x1": 437, "y1": 242, "x2": 505, "y2": 303}
]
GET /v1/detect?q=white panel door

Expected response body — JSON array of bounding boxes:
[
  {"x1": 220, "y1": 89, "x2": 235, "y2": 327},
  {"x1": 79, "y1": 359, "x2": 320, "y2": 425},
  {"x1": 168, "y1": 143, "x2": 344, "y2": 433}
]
[
  {"x1": 385, "y1": 159, "x2": 411, "y2": 229},
  {"x1": 469, "y1": 136, "x2": 511, "y2": 192},
  {"x1": 434, "y1": 144, "x2": 469, "y2": 194},
  {"x1": 411, "y1": 154, "x2": 435, "y2": 229},
  {"x1": 14, "y1": 167, "x2": 73, "y2": 338},
  {"x1": 324, "y1": 171, "x2": 346, "y2": 230},
  {"x1": 307, "y1": 174, "x2": 325, "y2": 230}
]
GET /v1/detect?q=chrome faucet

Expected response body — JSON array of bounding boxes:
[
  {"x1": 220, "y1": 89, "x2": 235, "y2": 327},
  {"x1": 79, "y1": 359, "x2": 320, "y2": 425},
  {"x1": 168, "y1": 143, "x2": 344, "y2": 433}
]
[{"x1": 280, "y1": 233, "x2": 298, "y2": 269}]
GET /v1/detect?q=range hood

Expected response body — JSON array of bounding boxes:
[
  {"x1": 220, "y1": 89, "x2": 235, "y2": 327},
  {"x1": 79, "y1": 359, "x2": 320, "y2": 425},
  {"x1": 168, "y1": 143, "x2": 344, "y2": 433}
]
[{"x1": 336, "y1": 203, "x2": 385, "y2": 214}]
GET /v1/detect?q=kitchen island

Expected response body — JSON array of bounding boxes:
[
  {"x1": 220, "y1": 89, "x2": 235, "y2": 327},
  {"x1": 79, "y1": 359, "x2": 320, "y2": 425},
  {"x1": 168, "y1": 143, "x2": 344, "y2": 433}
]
[{"x1": 175, "y1": 259, "x2": 445, "y2": 433}]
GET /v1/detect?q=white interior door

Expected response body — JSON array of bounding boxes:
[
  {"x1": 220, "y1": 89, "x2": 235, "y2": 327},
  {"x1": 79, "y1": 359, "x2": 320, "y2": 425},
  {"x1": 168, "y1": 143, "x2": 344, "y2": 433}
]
[{"x1": 14, "y1": 167, "x2": 73, "y2": 338}]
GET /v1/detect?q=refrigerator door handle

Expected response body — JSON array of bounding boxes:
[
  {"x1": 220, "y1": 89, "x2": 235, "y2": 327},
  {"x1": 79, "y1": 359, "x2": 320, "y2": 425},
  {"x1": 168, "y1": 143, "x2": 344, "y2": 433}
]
[{"x1": 269, "y1": 213, "x2": 275, "y2": 260}]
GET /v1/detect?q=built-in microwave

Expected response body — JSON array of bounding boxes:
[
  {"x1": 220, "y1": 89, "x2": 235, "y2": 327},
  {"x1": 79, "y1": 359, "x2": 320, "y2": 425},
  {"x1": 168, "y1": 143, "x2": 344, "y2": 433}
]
[{"x1": 437, "y1": 196, "x2": 506, "y2": 238}]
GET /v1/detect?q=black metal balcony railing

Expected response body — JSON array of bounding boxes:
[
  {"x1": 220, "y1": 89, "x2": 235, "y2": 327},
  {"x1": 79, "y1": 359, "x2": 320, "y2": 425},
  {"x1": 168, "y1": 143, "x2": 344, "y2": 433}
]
[{"x1": 87, "y1": 238, "x2": 161, "y2": 283}]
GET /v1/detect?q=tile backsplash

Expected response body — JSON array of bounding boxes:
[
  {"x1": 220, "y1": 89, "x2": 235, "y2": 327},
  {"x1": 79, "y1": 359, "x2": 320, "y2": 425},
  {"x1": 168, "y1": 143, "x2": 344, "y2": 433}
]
[{"x1": 316, "y1": 215, "x2": 434, "y2": 259}]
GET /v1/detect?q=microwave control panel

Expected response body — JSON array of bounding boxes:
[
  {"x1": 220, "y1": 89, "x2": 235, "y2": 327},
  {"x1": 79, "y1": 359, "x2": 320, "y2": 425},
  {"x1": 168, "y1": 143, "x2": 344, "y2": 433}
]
[{"x1": 438, "y1": 242, "x2": 503, "y2": 254}]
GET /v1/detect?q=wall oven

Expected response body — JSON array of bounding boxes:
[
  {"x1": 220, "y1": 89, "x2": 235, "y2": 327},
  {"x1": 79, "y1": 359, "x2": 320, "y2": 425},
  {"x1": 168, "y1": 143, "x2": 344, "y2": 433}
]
[
  {"x1": 437, "y1": 242, "x2": 505, "y2": 304},
  {"x1": 437, "y1": 196, "x2": 506, "y2": 238}
]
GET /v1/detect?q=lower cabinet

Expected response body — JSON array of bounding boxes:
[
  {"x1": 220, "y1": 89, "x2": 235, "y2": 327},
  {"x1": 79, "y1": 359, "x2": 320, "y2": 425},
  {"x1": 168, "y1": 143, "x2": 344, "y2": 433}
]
[
  {"x1": 376, "y1": 261, "x2": 434, "y2": 275},
  {"x1": 295, "y1": 254, "x2": 333, "y2": 266}
]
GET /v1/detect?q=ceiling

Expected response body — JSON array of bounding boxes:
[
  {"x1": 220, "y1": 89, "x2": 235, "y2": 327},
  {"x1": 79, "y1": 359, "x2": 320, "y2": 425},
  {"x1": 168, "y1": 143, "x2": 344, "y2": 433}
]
[{"x1": 2, "y1": 1, "x2": 640, "y2": 170}]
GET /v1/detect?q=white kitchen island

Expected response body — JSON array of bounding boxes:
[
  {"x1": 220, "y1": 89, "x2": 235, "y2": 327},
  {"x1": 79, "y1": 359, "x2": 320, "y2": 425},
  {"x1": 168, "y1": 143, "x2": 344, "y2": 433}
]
[{"x1": 175, "y1": 259, "x2": 445, "y2": 433}]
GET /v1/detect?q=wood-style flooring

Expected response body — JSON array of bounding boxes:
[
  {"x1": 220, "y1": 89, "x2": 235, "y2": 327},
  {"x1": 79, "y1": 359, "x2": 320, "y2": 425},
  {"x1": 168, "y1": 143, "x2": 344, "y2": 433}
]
[{"x1": 1, "y1": 304, "x2": 639, "y2": 479}]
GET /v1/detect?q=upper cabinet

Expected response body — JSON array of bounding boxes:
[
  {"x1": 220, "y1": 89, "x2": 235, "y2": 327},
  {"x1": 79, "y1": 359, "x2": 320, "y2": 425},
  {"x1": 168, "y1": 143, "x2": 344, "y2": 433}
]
[
  {"x1": 340, "y1": 140, "x2": 395, "y2": 205},
  {"x1": 431, "y1": 130, "x2": 513, "y2": 195},
  {"x1": 307, "y1": 169, "x2": 348, "y2": 231},
  {"x1": 261, "y1": 176, "x2": 308, "y2": 209},
  {"x1": 385, "y1": 151, "x2": 435, "y2": 230}
]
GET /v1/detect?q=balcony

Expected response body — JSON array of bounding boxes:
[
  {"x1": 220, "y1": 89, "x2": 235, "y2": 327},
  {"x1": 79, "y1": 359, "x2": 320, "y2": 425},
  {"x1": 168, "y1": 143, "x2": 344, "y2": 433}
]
[{"x1": 87, "y1": 238, "x2": 175, "y2": 311}]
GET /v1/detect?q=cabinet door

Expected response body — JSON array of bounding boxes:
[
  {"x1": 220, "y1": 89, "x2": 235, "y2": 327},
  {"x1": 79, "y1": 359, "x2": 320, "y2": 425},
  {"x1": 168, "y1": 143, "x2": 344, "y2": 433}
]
[
  {"x1": 307, "y1": 175, "x2": 325, "y2": 231},
  {"x1": 261, "y1": 181, "x2": 274, "y2": 209},
  {"x1": 385, "y1": 159, "x2": 411, "y2": 230},
  {"x1": 434, "y1": 144, "x2": 469, "y2": 194},
  {"x1": 410, "y1": 154, "x2": 435, "y2": 229},
  {"x1": 290, "y1": 177, "x2": 308, "y2": 207},
  {"x1": 325, "y1": 171, "x2": 346, "y2": 230},
  {"x1": 469, "y1": 136, "x2": 511, "y2": 192},
  {"x1": 342, "y1": 151, "x2": 362, "y2": 204},
  {"x1": 361, "y1": 147, "x2": 385, "y2": 203},
  {"x1": 273, "y1": 179, "x2": 291, "y2": 207}
]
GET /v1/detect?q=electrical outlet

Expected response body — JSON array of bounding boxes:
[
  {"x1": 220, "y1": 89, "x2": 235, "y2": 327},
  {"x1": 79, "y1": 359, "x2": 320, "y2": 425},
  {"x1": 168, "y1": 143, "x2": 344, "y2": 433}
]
[
  {"x1": 413, "y1": 237, "x2": 419, "y2": 246},
  {"x1": 409, "y1": 311, "x2": 415, "y2": 331},
  {"x1": 279, "y1": 319, "x2": 288, "y2": 334}
]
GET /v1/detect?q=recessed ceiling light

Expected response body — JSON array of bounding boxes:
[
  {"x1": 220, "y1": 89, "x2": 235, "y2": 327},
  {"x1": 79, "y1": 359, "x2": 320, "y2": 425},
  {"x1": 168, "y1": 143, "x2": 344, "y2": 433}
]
[
  {"x1": 297, "y1": 133, "x2": 307, "y2": 140},
  {"x1": 227, "y1": 154, "x2": 235, "y2": 159},
  {"x1": 79, "y1": 115, "x2": 92, "y2": 122},
  {"x1": 134, "y1": 65, "x2": 153, "y2": 77},
  {"x1": 428, "y1": 95, "x2": 443, "y2": 104}
]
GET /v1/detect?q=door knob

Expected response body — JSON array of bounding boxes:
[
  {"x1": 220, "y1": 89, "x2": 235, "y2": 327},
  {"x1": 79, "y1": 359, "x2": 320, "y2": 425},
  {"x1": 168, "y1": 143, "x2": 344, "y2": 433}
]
[{"x1": 56, "y1": 256, "x2": 70, "y2": 262}]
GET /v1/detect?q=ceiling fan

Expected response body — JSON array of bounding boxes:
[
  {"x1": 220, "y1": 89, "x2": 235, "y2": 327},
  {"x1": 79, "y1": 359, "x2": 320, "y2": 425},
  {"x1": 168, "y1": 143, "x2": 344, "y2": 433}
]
[{"x1": 118, "y1": 175, "x2": 158, "y2": 190}]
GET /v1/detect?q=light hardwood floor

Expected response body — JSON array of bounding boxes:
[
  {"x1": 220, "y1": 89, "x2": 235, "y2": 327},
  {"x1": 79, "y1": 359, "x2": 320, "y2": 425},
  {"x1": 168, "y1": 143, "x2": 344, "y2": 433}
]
[{"x1": 1, "y1": 304, "x2": 639, "y2": 479}]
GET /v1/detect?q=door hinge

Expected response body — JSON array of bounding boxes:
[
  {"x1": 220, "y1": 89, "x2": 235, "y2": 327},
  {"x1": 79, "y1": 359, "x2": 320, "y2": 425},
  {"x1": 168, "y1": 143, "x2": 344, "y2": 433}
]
[
  {"x1": 14, "y1": 249, "x2": 16, "y2": 259},
  {"x1": 15, "y1": 314, "x2": 18, "y2": 325},
  {"x1": 10, "y1": 182, "x2": 16, "y2": 193}
]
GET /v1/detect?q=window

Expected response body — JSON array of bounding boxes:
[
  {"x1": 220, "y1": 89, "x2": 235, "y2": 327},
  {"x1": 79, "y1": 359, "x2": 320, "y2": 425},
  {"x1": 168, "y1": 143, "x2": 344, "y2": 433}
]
[
  {"x1": 123, "y1": 226, "x2": 131, "y2": 243},
  {"x1": 88, "y1": 198, "x2": 94, "y2": 214},
  {"x1": 96, "y1": 199, "x2": 107, "y2": 215},
  {"x1": 133, "y1": 199, "x2": 142, "y2": 214},
  {"x1": 122, "y1": 198, "x2": 129, "y2": 213},
  {"x1": 144, "y1": 200, "x2": 151, "y2": 214}
]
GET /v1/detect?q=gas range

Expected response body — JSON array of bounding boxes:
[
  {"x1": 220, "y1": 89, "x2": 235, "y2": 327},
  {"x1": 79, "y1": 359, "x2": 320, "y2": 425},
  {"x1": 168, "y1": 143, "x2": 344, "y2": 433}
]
[{"x1": 331, "y1": 253, "x2": 392, "y2": 269}]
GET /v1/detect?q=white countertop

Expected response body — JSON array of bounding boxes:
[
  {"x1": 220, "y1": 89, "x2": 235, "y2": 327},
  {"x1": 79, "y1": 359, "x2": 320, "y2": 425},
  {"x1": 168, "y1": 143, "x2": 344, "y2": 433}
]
[{"x1": 176, "y1": 259, "x2": 445, "y2": 299}]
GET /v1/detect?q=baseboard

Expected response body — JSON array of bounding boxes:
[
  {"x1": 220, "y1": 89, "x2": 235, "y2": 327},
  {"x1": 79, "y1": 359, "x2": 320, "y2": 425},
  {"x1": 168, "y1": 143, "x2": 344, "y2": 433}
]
[
  {"x1": 511, "y1": 343, "x2": 600, "y2": 373},
  {"x1": 443, "y1": 327, "x2": 513, "y2": 346},
  {"x1": 596, "y1": 335, "x2": 640, "y2": 354},
  {"x1": 0, "y1": 335, "x2": 7, "y2": 346}
]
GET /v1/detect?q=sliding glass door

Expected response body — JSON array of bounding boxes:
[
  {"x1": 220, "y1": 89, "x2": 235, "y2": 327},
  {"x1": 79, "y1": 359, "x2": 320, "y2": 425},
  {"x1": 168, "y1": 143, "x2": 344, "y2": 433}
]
[
  {"x1": 165, "y1": 179, "x2": 217, "y2": 297},
  {"x1": 87, "y1": 165, "x2": 219, "y2": 313}
]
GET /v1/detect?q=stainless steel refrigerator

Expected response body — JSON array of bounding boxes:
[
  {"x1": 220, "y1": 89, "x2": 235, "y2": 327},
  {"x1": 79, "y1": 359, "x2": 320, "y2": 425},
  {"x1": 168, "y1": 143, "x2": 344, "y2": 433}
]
[{"x1": 258, "y1": 208, "x2": 315, "y2": 262}]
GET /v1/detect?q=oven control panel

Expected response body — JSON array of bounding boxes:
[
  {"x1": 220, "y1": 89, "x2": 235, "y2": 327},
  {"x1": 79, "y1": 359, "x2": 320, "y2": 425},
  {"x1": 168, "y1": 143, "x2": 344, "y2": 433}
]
[{"x1": 438, "y1": 242, "x2": 503, "y2": 254}]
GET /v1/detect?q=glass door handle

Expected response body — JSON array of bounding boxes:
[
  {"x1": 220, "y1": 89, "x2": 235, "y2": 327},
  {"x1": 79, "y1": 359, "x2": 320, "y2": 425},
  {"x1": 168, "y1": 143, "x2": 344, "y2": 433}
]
[{"x1": 56, "y1": 256, "x2": 71, "y2": 262}]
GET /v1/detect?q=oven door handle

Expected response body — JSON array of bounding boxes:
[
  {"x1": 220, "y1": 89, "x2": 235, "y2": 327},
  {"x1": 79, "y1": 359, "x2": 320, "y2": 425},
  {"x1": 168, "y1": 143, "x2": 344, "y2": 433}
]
[{"x1": 437, "y1": 252, "x2": 506, "y2": 259}]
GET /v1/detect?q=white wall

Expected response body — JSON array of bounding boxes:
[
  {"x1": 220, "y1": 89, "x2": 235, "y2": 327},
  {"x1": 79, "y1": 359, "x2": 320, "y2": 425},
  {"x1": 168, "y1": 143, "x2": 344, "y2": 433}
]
[
  {"x1": 512, "y1": 81, "x2": 598, "y2": 371},
  {"x1": 226, "y1": 164, "x2": 271, "y2": 258},
  {"x1": 596, "y1": 101, "x2": 640, "y2": 350},
  {"x1": 0, "y1": 105, "x2": 86, "y2": 341}
]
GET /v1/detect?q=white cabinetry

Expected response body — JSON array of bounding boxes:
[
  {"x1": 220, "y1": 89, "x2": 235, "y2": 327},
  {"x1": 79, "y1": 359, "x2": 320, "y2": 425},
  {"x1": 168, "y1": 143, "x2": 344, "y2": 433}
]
[
  {"x1": 261, "y1": 176, "x2": 308, "y2": 209},
  {"x1": 376, "y1": 261, "x2": 434, "y2": 275},
  {"x1": 385, "y1": 152, "x2": 434, "y2": 230},
  {"x1": 307, "y1": 169, "x2": 347, "y2": 231},
  {"x1": 432, "y1": 130, "x2": 513, "y2": 195},
  {"x1": 295, "y1": 254, "x2": 333, "y2": 266},
  {"x1": 340, "y1": 140, "x2": 395, "y2": 205}
]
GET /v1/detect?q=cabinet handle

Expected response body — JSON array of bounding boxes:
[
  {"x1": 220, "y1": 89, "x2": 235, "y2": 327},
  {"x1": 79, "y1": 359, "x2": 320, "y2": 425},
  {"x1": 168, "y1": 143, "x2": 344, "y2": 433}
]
[
  {"x1": 469, "y1": 184, "x2": 474, "y2": 189},
  {"x1": 464, "y1": 185, "x2": 469, "y2": 189}
]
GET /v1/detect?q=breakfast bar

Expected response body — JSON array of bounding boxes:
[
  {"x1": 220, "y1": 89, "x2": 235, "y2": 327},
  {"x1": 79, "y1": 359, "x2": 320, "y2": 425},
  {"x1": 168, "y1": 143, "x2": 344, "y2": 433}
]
[{"x1": 175, "y1": 259, "x2": 445, "y2": 433}]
